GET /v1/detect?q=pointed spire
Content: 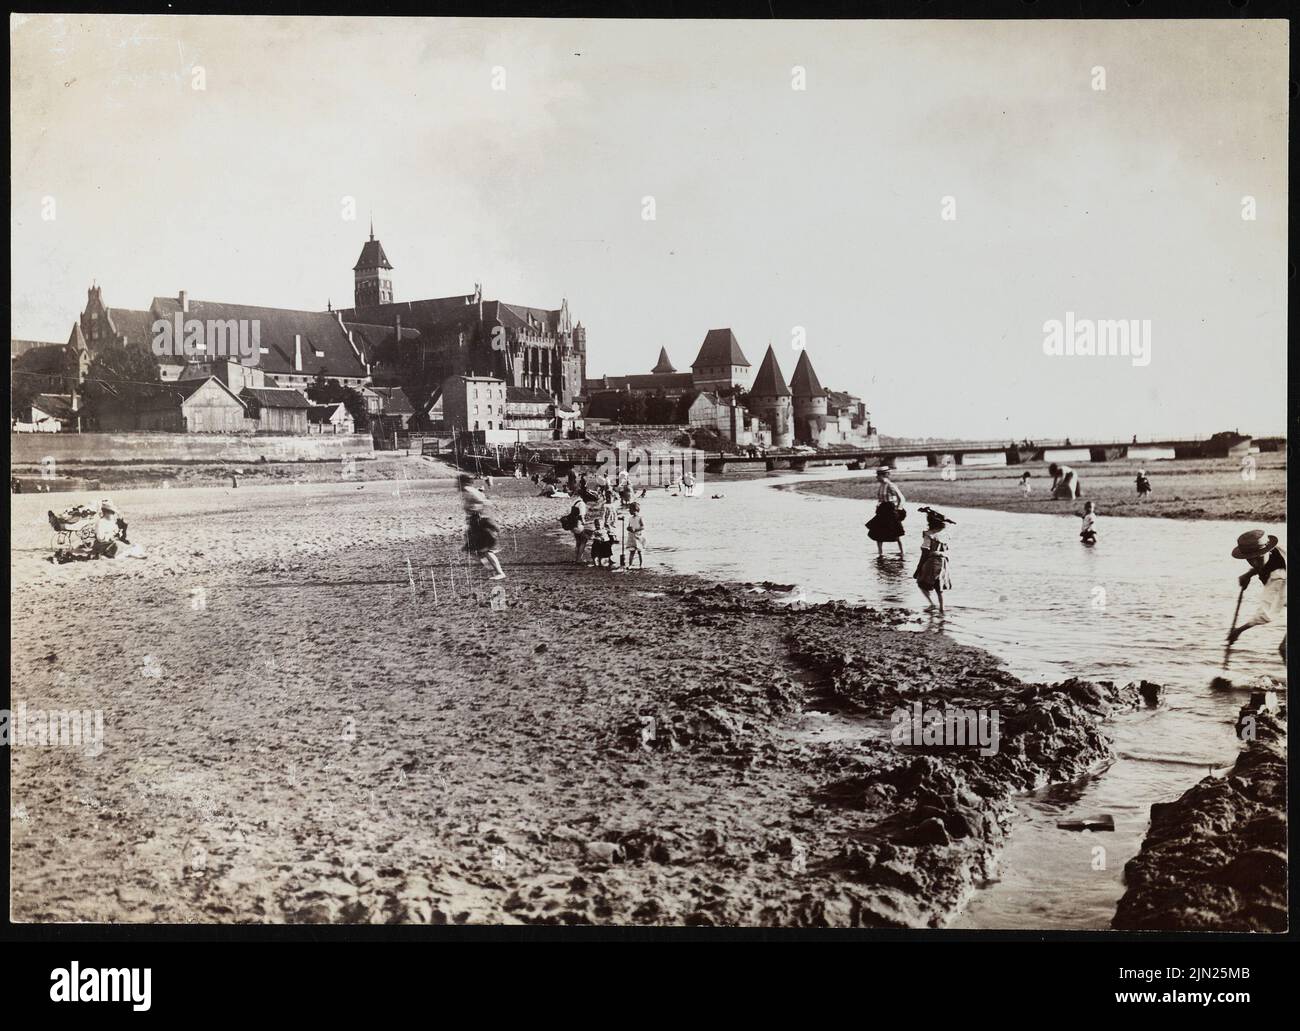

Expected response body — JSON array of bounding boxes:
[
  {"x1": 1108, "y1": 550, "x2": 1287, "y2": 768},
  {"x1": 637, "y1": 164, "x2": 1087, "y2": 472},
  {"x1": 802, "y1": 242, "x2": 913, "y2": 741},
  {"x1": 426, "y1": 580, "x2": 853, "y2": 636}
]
[
  {"x1": 790, "y1": 350, "x2": 825, "y2": 398},
  {"x1": 651, "y1": 347, "x2": 676, "y2": 374},
  {"x1": 369, "y1": 212, "x2": 374, "y2": 241},
  {"x1": 750, "y1": 345, "x2": 791, "y2": 397}
]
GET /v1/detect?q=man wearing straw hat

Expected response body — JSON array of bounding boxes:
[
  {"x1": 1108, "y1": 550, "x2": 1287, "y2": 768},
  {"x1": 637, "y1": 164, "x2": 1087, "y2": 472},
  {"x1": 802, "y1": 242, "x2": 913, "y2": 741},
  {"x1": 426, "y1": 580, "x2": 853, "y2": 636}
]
[{"x1": 1226, "y1": 529, "x2": 1286, "y2": 662}]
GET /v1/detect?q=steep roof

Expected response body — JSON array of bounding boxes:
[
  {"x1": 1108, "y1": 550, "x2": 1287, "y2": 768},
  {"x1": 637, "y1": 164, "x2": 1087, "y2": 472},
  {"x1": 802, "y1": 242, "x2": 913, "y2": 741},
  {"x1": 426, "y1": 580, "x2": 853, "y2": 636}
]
[
  {"x1": 136, "y1": 377, "x2": 245, "y2": 413},
  {"x1": 506, "y1": 386, "x2": 552, "y2": 404},
  {"x1": 241, "y1": 386, "x2": 313, "y2": 409},
  {"x1": 364, "y1": 385, "x2": 415, "y2": 415},
  {"x1": 692, "y1": 328, "x2": 750, "y2": 369},
  {"x1": 31, "y1": 393, "x2": 75, "y2": 420},
  {"x1": 307, "y1": 402, "x2": 348, "y2": 424},
  {"x1": 353, "y1": 236, "x2": 393, "y2": 271},
  {"x1": 790, "y1": 351, "x2": 826, "y2": 398},
  {"x1": 105, "y1": 308, "x2": 156, "y2": 349},
  {"x1": 651, "y1": 347, "x2": 676, "y2": 374},
  {"x1": 750, "y1": 345, "x2": 791, "y2": 398},
  {"x1": 150, "y1": 297, "x2": 368, "y2": 381},
  {"x1": 584, "y1": 372, "x2": 696, "y2": 393},
  {"x1": 11, "y1": 339, "x2": 62, "y2": 359}
]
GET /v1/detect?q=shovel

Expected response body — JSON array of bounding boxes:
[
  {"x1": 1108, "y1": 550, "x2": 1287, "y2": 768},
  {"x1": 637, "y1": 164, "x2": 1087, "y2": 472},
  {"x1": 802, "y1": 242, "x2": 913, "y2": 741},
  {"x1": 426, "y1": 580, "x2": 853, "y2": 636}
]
[{"x1": 1210, "y1": 584, "x2": 1247, "y2": 691}]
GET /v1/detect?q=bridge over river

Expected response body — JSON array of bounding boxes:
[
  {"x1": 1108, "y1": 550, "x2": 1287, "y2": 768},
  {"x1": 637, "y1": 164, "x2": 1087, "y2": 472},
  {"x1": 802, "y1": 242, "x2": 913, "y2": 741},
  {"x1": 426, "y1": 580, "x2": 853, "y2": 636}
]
[{"x1": 702, "y1": 431, "x2": 1273, "y2": 474}]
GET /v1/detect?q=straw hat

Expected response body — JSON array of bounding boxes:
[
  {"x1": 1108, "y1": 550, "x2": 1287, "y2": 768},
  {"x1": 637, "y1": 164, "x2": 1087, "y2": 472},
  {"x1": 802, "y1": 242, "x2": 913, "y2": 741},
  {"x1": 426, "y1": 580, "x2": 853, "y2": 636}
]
[
  {"x1": 99, "y1": 498, "x2": 118, "y2": 514},
  {"x1": 1231, "y1": 529, "x2": 1278, "y2": 560}
]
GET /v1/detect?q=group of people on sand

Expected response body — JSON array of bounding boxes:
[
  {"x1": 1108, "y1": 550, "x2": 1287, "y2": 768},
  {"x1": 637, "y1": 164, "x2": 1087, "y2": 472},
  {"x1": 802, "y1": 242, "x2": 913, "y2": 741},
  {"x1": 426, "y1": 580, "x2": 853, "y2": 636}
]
[
  {"x1": 560, "y1": 470, "x2": 646, "y2": 569},
  {"x1": 457, "y1": 466, "x2": 649, "y2": 577}
]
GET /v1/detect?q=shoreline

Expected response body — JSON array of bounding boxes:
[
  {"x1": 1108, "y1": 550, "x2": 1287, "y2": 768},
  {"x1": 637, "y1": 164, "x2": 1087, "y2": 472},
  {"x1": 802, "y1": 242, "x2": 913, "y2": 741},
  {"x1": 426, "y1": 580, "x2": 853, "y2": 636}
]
[
  {"x1": 795, "y1": 454, "x2": 1286, "y2": 523},
  {"x1": 8, "y1": 478, "x2": 1268, "y2": 928}
]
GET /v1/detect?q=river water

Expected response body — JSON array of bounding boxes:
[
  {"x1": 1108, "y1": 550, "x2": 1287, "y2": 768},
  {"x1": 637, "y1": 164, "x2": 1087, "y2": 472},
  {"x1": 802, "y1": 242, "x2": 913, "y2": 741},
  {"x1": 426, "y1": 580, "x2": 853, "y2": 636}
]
[{"x1": 633, "y1": 466, "x2": 1286, "y2": 929}]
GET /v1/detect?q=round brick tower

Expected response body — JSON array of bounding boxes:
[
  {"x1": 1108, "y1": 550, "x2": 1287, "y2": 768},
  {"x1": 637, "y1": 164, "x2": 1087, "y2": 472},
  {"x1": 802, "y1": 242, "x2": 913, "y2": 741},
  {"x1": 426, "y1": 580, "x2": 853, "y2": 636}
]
[
  {"x1": 749, "y1": 344, "x2": 793, "y2": 448},
  {"x1": 790, "y1": 350, "x2": 828, "y2": 445}
]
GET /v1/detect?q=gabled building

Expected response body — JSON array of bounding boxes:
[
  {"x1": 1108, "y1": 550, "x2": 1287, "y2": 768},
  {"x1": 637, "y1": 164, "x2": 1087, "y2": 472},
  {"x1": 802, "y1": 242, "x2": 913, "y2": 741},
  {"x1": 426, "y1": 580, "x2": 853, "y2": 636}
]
[
  {"x1": 99, "y1": 377, "x2": 248, "y2": 433},
  {"x1": 239, "y1": 386, "x2": 312, "y2": 434},
  {"x1": 308, "y1": 402, "x2": 355, "y2": 435}
]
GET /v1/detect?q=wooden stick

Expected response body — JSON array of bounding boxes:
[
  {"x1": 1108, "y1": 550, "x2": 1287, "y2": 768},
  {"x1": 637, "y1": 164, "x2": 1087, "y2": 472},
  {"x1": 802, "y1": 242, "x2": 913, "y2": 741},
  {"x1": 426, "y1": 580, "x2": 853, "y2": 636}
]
[{"x1": 1224, "y1": 584, "x2": 1246, "y2": 669}]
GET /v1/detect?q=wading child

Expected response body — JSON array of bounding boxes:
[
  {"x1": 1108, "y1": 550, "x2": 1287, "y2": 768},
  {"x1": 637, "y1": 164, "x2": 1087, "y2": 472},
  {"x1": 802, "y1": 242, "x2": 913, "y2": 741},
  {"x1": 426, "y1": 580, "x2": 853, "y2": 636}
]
[
  {"x1": 1079, "y1": 501, "x2": 1098, "y2": 545},
  {"x1": 1018, "y1": 471, "x2": 1031, "y2": 497},
  {"x1": 913, "y1": 506, "x2": 954, "y2": 612},
  {"x1": 625, "y1": 502, "x2": 646, "y2": 568}
]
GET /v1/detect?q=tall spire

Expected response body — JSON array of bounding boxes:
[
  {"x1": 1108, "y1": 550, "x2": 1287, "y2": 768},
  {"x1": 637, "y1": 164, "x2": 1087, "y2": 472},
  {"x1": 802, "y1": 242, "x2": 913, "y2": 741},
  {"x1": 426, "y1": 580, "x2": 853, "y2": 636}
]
[
  {"x1": 369, "y1": 212, "x2": 374, "y2": 241},
  {"x1": 652, "y1": 347, "x2": 676, "y2": 374},
  {"x1": 790, "y1": 350, "x2": 825, "y2": 398},
  {"x1": 750, "y1": 344, "x2": 791, "y2": 397}
]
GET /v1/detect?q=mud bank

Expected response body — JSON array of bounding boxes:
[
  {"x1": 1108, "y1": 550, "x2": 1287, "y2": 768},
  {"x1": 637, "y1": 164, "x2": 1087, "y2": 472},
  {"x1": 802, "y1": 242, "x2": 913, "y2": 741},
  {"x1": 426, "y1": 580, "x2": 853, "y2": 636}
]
[
  {"x1": 9, "y1": 479, "x2": 1162, "y2": 926},
  {"x1": 1113, "y1": 711, "x2": 1287, "y2": 932}
]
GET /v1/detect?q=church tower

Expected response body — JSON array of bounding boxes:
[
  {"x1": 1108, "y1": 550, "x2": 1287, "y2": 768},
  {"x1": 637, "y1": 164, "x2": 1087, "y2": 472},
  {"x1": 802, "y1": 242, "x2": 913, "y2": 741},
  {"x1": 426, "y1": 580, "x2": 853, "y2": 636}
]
[{"x1": 353, "y1": 220, "x2": 394, "y2": 308}]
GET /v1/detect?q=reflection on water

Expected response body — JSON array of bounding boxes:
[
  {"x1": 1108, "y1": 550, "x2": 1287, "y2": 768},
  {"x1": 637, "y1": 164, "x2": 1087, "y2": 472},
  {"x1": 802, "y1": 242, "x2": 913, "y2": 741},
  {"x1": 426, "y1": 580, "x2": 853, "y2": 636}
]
[{"x1": 639, "y1": 467, "x2": 1286, "y2": 929}]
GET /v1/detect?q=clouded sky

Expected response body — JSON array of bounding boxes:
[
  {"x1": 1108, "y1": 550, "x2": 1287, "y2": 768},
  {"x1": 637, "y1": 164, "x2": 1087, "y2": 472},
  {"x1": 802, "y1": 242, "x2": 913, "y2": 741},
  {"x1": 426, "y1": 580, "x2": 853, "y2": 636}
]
[{"x1": 10, "y1": 16, "x2": 1288, "y2": 438}]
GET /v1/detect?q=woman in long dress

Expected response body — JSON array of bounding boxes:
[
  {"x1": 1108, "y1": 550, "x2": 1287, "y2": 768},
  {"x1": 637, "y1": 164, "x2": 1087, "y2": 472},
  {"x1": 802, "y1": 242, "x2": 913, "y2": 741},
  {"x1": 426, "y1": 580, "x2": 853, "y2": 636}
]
[{"x1": 865, "y1": 468, "x2": 906, "y2": 557}]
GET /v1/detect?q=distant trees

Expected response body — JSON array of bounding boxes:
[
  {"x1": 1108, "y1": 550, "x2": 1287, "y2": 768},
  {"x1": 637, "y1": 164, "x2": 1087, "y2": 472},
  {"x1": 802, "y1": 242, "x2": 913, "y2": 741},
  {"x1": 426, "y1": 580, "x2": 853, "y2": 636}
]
[
  {"x1": 10, "y1": 346, "x2": 74, "y2": 420},
  {"x1": 79, "y1": 344, "x2": 161, "y2": 422},
  {"x1": 308, "y1": 371, "x2": 368, "y2": 430}
]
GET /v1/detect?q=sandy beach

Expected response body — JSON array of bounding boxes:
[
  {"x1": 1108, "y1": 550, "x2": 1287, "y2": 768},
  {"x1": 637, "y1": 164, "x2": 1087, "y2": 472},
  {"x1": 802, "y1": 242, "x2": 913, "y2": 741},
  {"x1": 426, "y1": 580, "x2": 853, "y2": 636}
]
[
  {"x1": 798, "y1": 455, "x2": 1286, "y2": 523},
  {"x1": 10, "y1": 476, "x2": 1182, "y2": 926}
]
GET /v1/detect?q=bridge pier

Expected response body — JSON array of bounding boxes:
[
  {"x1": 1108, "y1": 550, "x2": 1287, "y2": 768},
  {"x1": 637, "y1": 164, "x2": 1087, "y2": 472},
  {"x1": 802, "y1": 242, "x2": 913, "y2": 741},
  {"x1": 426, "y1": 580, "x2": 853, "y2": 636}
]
[
  {"x1": 705, "y1": 458, "x2": 727, "y2": 474},
  {"x1": 790, "y1": 459, "x2": 807, "y2": 472},
  {"x1": 1088, "y1": 445, "x2": 1128, "y2": 463},
  {"x1": 1005, "y1": 447, "x2": 1045, "y2": 465},
  {"x1": 925, "y1": 452, "x2": 962, "y2": 467}
]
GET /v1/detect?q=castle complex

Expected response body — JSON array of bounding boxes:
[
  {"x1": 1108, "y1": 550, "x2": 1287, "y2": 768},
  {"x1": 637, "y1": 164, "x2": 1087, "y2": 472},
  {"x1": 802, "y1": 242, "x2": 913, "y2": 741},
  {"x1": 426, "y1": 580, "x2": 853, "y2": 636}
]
[{"x1": 20, "y1": 228, "x2": 872, "y2": 446}]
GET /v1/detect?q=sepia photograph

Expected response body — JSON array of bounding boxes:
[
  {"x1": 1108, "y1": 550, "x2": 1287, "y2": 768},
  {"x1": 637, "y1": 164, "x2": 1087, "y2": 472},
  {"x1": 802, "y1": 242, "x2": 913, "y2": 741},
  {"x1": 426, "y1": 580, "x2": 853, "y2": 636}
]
[{"x1": 5, "y1": 8, "x2": 1290, "y2": 971}]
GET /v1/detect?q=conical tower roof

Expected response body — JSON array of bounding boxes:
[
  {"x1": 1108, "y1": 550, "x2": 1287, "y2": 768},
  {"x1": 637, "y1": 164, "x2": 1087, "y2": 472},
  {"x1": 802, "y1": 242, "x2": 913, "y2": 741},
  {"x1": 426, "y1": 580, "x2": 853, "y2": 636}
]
[
  {"x1": 790, "y1": 351, "x2": 825, "y2": 398},
  {"x1": 651, "y1": 347, "x2": 676, "y2": 374},
  {"x1": 353, "y1": 223, "x2": 393, "y2": 271},
  {"x1": 750, "y1": 345, "x2": 791, "y2": 397}
]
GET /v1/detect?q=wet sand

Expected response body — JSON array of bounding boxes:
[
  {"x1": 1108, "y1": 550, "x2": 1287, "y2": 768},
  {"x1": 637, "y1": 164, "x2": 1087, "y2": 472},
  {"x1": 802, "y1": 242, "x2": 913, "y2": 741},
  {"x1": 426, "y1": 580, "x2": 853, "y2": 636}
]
[
  {"x1": 798, "y1": 454, "x2": 1286, "y2": 522},
  {"x1": 2, "y1": 477, "x2": 1204, "y2": 927}
]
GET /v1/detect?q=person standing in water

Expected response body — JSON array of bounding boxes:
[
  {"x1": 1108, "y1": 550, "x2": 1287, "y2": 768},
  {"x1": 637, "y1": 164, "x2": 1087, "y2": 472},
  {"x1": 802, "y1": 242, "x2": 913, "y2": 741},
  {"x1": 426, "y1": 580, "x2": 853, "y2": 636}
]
[
  {"x1": 913, "y1": 506, "x2": 954, "y2": 612},
  {"x1": 1227, "y1": 530, "x2": 1286, "y2": 662},
  {"x1": 1079, "y1": 501, "x2": 1098, "y2": 545},
  {"x1": 865, "y1": 467, "x2": 906, "y2": 557}
]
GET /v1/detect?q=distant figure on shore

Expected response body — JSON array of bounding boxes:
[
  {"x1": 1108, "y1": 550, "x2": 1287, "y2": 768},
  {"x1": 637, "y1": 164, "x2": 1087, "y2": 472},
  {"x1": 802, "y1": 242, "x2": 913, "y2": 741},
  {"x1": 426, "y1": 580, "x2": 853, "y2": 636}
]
[
  {"x1": 458, "y1": 474, "x2": 505, "y2": 580},
  {"x1": 1048, "y1": 462, "x2": 1082, "y2": 499},
  {"x1": 1135, "y1": 469, "x2": 1152, "y2": 499},
  {"x1": 1227, "y1": 530, "x2": 1287, "y2": 662},
  {"x1": 1079, "y1": 501, "x2": 1098, "y2": 545},
  {"x1": 866, "y1": 467, "x2": 906, "y2": 557},
  {"x1": 625, "y1": 502, "x2": 646, "y2": 568},
  {"x1": 1018, "y1": 471, "x2": 1031, "y2": 497},
  {"x1": 913, "y1": 506, "x2": 954, "y2": 612}
]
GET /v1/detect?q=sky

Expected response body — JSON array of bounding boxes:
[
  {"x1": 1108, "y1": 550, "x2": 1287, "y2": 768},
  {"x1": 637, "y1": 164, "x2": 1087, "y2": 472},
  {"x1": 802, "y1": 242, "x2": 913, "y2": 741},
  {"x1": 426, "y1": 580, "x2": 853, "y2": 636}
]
[{"x1": 10, "y1": 16, "x2": 1289, "y2": 439}]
